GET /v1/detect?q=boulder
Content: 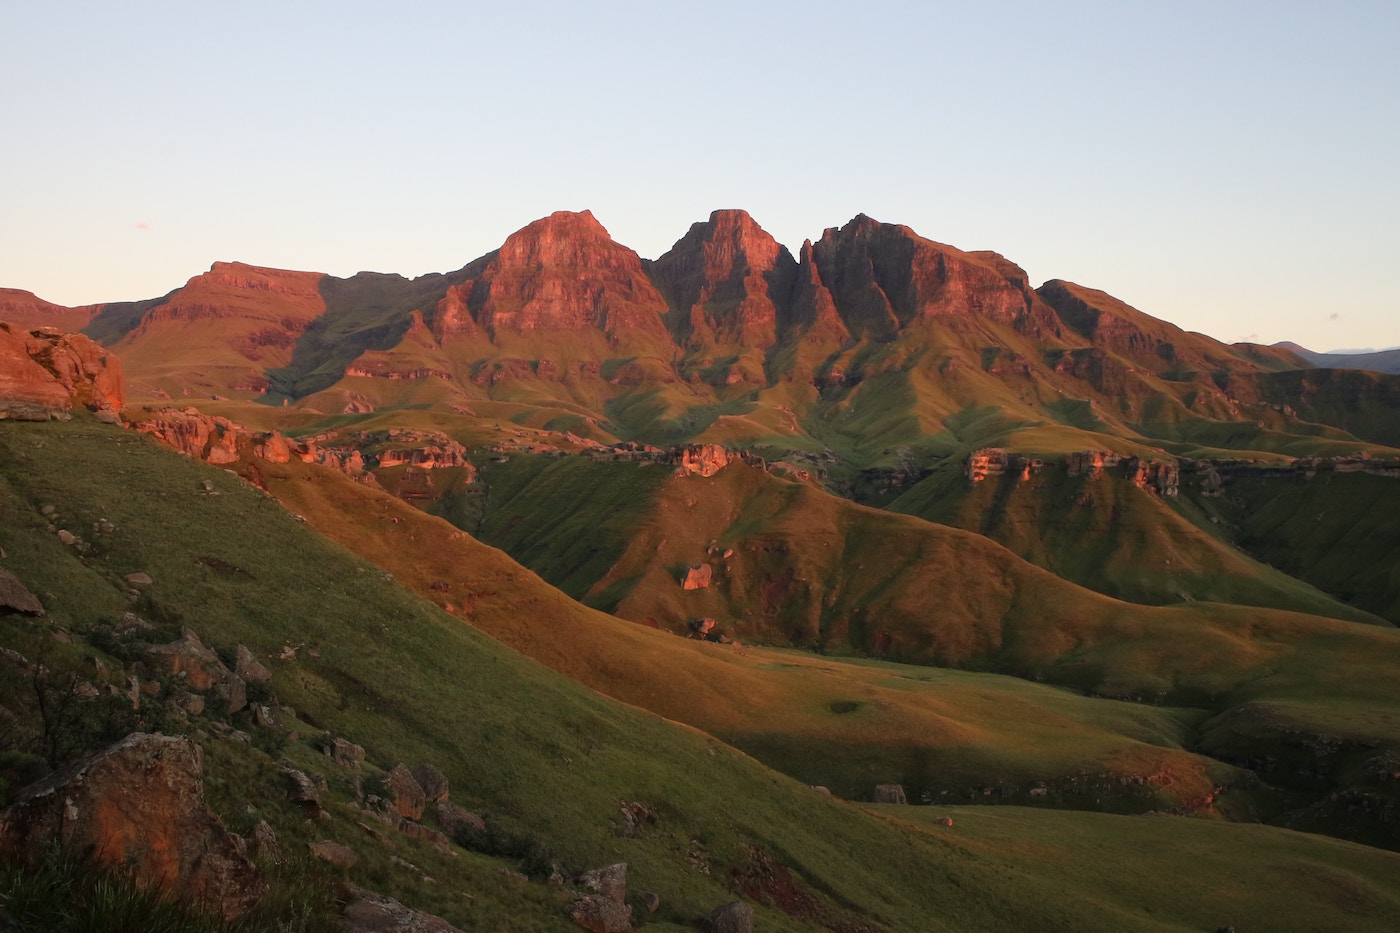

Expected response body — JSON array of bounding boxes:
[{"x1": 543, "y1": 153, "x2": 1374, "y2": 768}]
[
  {"x1": 253, "y1": 702, "x2": 283, "y2": 730},
  {"x1": 281, "y1": 763, "x2": 325, "y2": 818},
  {"x1": 342, "y1": 887, "x2": 465, "y2": 932},
  {"x1": 435, "y1": 801, "x2": 486, "y2": 838},
  {"x1": 0, "y1": 733, "x2": 262, "y2": 923},
  {"x1": 708, "y1": 901, "x2": 754, "y2": 933},
  {"x1": 174, "y1": 691, "x2": 206, "y2": 716},
  {"x1": 234, "y1": 645, "x2": 272, "y2": 682},
  {"x1": 873, "y1": 783, "x2": 908, "y2": 804},
  {"x1": 332, "y1": 737, "x2": 367, "y2": 768},
  {"x1": 309, "y1": 839, "x2": 358, "y2": 868},
  {"x1": 680, "y1": 563, "x2": 713, "y2": 590},
  {"x1": 140, "y1": 628, "x2": 247, "y2": 714},
  {"x1": 568, "y1": 894, "x2": 633, "y2": 933},
  {"x1": 397, "y1": 818, "x2": 452, "y2": 852},
  {"x1": 411, "y1": 763, "x2": 449, "y2": 803},
  {"x1": 250, "y1": 819, "x2": 282, "y2": 863},
  {"x1": 0, "y1": 568, "x2": 44, "y2": 616},
  {"x1": 379, "y1": 763, "x2": 427, "y2": 820},
  {"x1": 576, "y1": 862, "x2": 627, "y2": 902}
]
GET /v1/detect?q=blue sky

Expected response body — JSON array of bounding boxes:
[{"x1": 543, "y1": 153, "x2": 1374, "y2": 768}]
[{"x1": 3, "y1": 1, "x2": 1397, "y2": 351}]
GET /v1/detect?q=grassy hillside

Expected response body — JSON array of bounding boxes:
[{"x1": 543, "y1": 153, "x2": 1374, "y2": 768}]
[
  {"x1": 888, "y1": 458, "x2": 1385, "y2": 623},
  {"x1": 250, "y1": 441, "x2": 1400, "y2": 851},
  {"x1": 6, "y1": 416, "x2": 1400, "y2": 929},
  {"x1": 1184, "y1": 471, "x2": 1400, "y2": 624}
]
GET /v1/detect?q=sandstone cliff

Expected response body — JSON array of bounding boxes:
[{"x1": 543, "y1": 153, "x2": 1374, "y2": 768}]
[
  {"x1": 465, "y1": 211, "x2": 670, "y2": 342},
  {"x1": 648, "y1": 209, "x2": 797, "y2": 353},
  {"x1": 0, "y1": 323, "x2": 125, "y2": 420}
]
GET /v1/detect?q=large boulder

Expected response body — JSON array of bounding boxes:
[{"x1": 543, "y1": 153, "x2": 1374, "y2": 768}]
[
  {"x1": 378, "y1": 763, "x2": 427, "y2": 820},
  {"x1": 434, "y1": 801, "x2": 485, "y2": 838},
  {"x1": 708, "y1": 901, "x2": 754, "y2": 933},
  {"x1": 680, "y1": 563, "x2": 713, "y2": 590},
  {"x1": 0, "y1": 568, "x2": 44, "y2": 616},
  {"x1": 568, "y1": 894, "x2": 632, "y2": 933},
  {"x1": 410, "y1": 763, "x2": 449, "y2": 803},
  {"x1": 0, "y1": 733, "x2": 262, "y2": 923},
  {"x1": 576, "y1": 862, "x2": 627, "y2": 902},
  {"x1": 140, "y1": 627, "x2": 247, "y2": 714},
  {"x1": 0, "y1": 324, "x2": 124, "y2": 420},
  {"x1": 342, "y1": 887, "x2": 465, "y2": 932}
]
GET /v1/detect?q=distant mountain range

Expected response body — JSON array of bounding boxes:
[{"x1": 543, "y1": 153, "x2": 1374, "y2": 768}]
[{"x1": 1274, "y1": 341, "x2": 1400, "y2": 374}]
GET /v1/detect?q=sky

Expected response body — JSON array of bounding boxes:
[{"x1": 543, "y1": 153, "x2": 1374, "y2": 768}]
[{"x1": 3, "y1": 1, "x2": 1397, "y2": 352}]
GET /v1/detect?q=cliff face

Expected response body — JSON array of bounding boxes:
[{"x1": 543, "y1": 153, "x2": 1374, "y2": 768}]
[
  {"x1": 808, "y1": 214, "x2": 1034, "y2": 339},
  {"x1": 648, "y1": 209, "x2": 797, "y2": 352},
  {"x1": 465, "y1": 211, "x2": 669, "y2": 341}
]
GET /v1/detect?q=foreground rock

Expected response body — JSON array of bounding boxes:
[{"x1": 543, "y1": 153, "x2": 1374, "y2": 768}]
[
  {"x1": 342, "y1": 887, "x2": 465, "y2": 932},
  {"x1": 0, "y1": 324, "x2": 125, "y2": 420},
  {"x1": 0, "y1": 568, "x2": 44, "y2": 615},
  {"x1": 0, "y1": 733, "x2": 262, "y2": 923}
]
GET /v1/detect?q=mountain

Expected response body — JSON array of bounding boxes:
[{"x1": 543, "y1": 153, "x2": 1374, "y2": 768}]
[
  {"x1": 1276, "y1": 341, "x2": 1400, "y2": 375},
  {"x1": 5, "y1": 211, "x2": 1400, "y2": 928}
]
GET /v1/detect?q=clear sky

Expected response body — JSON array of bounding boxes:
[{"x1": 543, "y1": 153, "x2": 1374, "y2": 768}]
[{"x1": 3, "y1": 1, "x2": 1397, "y2": 351}]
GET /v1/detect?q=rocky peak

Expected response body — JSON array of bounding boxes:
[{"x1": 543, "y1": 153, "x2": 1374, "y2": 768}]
[
  {"x1": 466, "y1": 211, "x2": 669, "y2": 339},
  {"x1": 810, "y1": 215, "x2": 1034, "y2": 339},
  {"x1": 648, "y1": 209, "x2": 797, "y2": 351}
]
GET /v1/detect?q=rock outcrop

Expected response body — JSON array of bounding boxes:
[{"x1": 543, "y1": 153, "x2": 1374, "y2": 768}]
[
  {"x1": 0, "y1": 324, "x2": 125, "y2": 420},
  {"x1": 1066, "y1": 450, "x2": 1123, "y2": 479},
  {"x1": 671, "y1": 444, "x2": 765, "y2": 477},
  {"x1": 648, "y1": 209, "x2": 797, "y2": 351},
  {"x1": 965, "y1": 448, "x2": 1044, "y2": 484},
  {"x1": 0, "y1": 733, "x2": 263, "y2": 922},
  {"x1": 139, "y1": 627, "x2": 247, "y2": 714},
  {"x1": 464, "y1": 211, "x2": 669, "y2": 342},
  {"x1": 133, "y1": 407, "x2": 245, "y2": 463},
  {"x1": 1126, "y1": 457, "x2": 1181, "y2": 496}
]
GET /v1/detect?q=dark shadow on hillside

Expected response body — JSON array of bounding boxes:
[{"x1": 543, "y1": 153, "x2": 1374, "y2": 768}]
[
  {"x1": 261, "y1": 269, "x2": 466, "y2": 403},
  {"x1": 81, "y1": 295, "x2": 171, "y2": 346}
]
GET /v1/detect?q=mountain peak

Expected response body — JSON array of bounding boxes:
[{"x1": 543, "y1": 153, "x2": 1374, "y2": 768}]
[{"x1": 649, "y1": 210, "x2": 796, "y2": 353}]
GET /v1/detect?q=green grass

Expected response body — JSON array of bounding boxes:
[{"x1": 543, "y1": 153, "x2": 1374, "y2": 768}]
[
  {"x1": 1189, "y1": 471, "x2": 1400, "y2": 623},
  {"x1": 7, "y1": 415, "x2": 1400, "y2": 928},
  {"x1": 889, "y1": 459, "x2": 1385, "y2": 624}
]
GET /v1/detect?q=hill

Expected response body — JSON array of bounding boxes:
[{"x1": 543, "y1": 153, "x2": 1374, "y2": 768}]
[{"x1": 6, "y1": 415, "x2": 1400, "y2": 930}]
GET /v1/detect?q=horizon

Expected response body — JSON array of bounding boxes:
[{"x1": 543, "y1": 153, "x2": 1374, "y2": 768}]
[{"x1": 4, "y1": 2, "x2": 1397, "y2": 352}]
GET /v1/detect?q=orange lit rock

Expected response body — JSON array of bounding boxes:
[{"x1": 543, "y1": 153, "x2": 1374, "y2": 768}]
[
  {"x1": 0, "y1": 733, "x2": 263, "y2": 923},
  {"x1": 681, "y1": 563, "x2": 713, "y2": 590},
  {"x1": 466, "y1": 211, "x2": 669, "y2": 340},
  {"x1": 0, "y1": 324, "x2": 124, "y2": 419},
  {"x1": 649, "y1": 209, "x2": 797, "y2": 352}
]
